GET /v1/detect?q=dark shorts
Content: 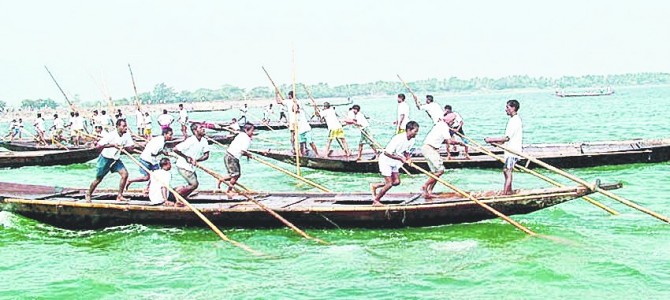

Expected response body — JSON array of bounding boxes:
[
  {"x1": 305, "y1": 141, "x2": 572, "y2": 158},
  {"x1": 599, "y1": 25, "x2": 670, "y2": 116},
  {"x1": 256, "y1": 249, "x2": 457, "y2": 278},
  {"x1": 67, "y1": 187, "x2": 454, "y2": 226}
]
[
  {"x1": 139, "y1": 158, "x2": 159, "y2": 176},
  {"x1": 224, "y1": 152, "x2": 241, "y2": 177},
  {"x1": 96, "y1": 156, "x2": 126, "y2": 179},
  {"x1": 177, "y1": 167, "x2": 198, "y2": 186}
]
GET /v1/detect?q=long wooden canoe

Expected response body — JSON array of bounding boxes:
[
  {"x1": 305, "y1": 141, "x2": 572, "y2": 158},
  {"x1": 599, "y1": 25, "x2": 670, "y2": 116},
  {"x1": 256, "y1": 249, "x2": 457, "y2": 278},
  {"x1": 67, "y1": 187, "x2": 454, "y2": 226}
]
[
  {"x1": 193, "y1": 120, "x2": 328, "y2": 131},
  {"x1": 250, "y1": 138, "x2": 670, "y2": 173},
  {"x1": 0, "y1": 148, "x2": 101, "y2": 169},
  {"x1": 0, "y1": 181, "x2": 620, "y2": 229}
]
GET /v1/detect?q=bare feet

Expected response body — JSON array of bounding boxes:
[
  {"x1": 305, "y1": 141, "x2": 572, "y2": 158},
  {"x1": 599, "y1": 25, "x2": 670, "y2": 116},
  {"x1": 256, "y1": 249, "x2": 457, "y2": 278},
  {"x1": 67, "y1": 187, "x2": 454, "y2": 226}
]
[
  {"x1": 370, "y1": 183, "x2": 378, "y2": 198},
  {"x1": 372, "y1": 200, "x2": 384, "y2": 206},
  {"x1": 421, "y1": 186, "x2": 434, "y2": 199},
  {"x1": 116, "y1": 195, "x2": 129, "y2": 202},
  {"x1": 84, "y1": 192, "x2": 92, "y2": 203}
]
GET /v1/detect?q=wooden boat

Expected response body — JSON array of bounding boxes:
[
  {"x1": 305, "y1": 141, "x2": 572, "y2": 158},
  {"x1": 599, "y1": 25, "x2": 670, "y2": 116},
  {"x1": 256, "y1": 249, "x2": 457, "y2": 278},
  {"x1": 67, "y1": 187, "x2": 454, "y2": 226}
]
[
  {"x1": 0, "y1": 181, "x2": 620, "y2": 229},
  {"x1": 0, "y1": 148, "x2": 100, "y2": 169},
  {"x1": 193, "y1": 120, "x2": 328, "y2": 131},
  {"x1": 250, "y1": 138, "x2": 670, "y2": 173},
  {"x1": 315, "y1": 97, "x2": 354, "y2": 107}
]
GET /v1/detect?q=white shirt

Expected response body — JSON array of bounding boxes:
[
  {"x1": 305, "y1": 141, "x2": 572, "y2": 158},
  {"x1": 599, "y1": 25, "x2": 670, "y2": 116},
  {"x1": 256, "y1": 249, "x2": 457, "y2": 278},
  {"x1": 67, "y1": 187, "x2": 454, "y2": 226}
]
[
  {"x1": 424, "y1": 121, "x2": 451, "y2": 149},
  {"x1": 226, "y1": 133, "x2": 252, "y2": 160},
  {"x1": 321, "y1": 107, "x2": 342, "y2": 130},
  {"x1": 53, "y1": 118, "x2": 64, "y2": 130},
  {"x1": 283, "y1": 103, "x2": 297, "y2": 127},
  {"x1": 174, "y1": 136, "x2": 210, "y2": 172},
  {"x1": 34, "y1": 118, "x2": 45, "y2": 131},
  {"x1": 143, "y1": 115, "x2": 152, "y2": 127},
  {"x1": 157, "y1": 114, "x2": 174, "y2": 126},
  {"x1": 379, "y1": 133, "x2": 415, "y2": 167},
  {"x1": 229, "y1": 121, "x2": 241, "y2": 132},
  {"x1": 140, "y1": 135, "x2": 166, "y2": 164},
  {"x1": 239, "y1": 106, "x2": 248, "y2": 115},
  {"x1": 135, "y1": 110, "x2": 144, "y2": 126},
  {"x1": 71, "y1": 116, "x2": 85, "y2": 130},
  {"x1": 98, "y1": 130, "x2": 134, "y2": 160},
  {"x1": 504, "y1": 114, "x2": 523, "y2": 159},
  {"x1": 148, "y1": 169, "x2": 171, "y2": 205},
  {"x1": 347, "y1": 110, "x2": 369, "y2": 129},
  {"x1": 178, "y1": 109, "x2": 188, "y2": 124},
  {"x1": 397, "y1": 101, "x2": 410, "y2": 130},
  {"x1": 421, "y1": 102, "x2": 444, "y2": 124},
  {"x1": 451, "y1": 112, "x2": 464, "y2": 129},
  {"x1": 297, "y1": 110, "x2": 311, "y2": 134}
]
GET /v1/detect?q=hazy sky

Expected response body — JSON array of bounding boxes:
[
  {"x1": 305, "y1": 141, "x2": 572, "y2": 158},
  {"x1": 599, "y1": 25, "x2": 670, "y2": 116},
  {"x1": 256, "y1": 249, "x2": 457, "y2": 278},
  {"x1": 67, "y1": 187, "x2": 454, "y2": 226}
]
[{"x1": 1, "y1": 0, "x2": 668, "y2": 104}]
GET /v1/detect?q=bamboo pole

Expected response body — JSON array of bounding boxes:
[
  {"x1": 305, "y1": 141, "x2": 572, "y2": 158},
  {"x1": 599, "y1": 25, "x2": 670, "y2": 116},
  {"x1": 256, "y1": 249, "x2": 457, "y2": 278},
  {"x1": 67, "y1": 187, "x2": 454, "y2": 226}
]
[
  {"x1": 397, "y1": 74, "x2": 431, "y2": 120},
  {"x1": 493, "y1": 143, "x2": 670, "y2": 224},
  {"x1": 301, "y1": 84, "x2": 322, "y2": 117},
  {"x1": 454, "y1": 132, "x2": 619, "y2": 215},
  {"x1": 408, "y1": 161, "x2": 537, "y2": 236},
  {"x1": 119, "y1": 147, "x2": 262, "y2": 255},
  {"x1": 291, "y1": 49, "x2": 301, "y2": 176},
  {"x1": 205, "y1": 135, "x2": 332, "y2": 192},
  {"x1": 44, "y1": 66, "x2": 75, "y2": 111}
]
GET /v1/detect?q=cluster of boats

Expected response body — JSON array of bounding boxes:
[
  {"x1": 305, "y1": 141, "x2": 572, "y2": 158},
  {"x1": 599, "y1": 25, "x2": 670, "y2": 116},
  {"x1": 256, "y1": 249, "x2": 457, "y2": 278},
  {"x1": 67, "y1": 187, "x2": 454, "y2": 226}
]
[{"x1": 0, "y1": 120, "x2": 667, "y2": 231}]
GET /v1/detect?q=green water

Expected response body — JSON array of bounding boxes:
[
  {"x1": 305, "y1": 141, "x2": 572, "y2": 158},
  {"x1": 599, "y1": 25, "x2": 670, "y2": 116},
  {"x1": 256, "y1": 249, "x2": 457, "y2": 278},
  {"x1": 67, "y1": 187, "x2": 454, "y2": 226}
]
[{"x1": 1, "y1": 86, "x2": 670, "y2": 298}]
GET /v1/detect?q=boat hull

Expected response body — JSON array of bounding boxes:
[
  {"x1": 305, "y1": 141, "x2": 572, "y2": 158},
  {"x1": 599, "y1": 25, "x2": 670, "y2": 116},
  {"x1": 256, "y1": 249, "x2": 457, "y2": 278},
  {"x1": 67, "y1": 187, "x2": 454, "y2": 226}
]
[{"x1": 0, "y1": 148, "x2": 100, "y2": 169}]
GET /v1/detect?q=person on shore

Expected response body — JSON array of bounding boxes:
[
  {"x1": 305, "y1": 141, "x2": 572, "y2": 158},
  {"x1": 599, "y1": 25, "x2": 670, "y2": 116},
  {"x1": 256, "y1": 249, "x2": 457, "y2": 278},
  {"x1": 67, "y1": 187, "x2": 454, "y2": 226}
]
[
  {"x1": 320, "y1": 102, "x2": 350, "y2": 157},
  {"x1": 33, "y1": 113, "x2": 46, "y2": 143},
  {"x1": 172, "y1": 123, "x2": 210, "y2": 198},
  {"x1": 157, "y1": 109, "x2": 174, "y2": 132},
  {"x1": 126, "y1": 127, "x2": 173, "y2": 192},
  {"x1": 178, "y1": 103, "x2": 189, "y2": 138},
  {"x1": 85, "y1": 119, "x2": 136, "y2": 202},
  {"x1": 371, "y1": 121, "x2": 419, "y2": 206},
  {"x1": 485, "y1": 99, "x2": 522, "y2": 195},
  {"x1": 394, "y1": 93, "x2": 410, "y2": 134},
  {"x1": 412, "y1": 94, "x2": 443, "y2": 125},
  {"x1": 238, "y1": 103, "x2": 248, "y2": 124},
  {"x1": 217, "y1": 123, "x2": 255, "y2": 196},
  {"x1": 49, "y1": 113, "x2": 65, "y2": 143},
  {"x1": 420, "y1": 116, "x2": 453, "y2": 199},
  {"x1": 148, "y1": 157, "x2": 174, "y2": 206},
  {"x1": 345, "y1": 105, "x2": 376, "y2": 161}
]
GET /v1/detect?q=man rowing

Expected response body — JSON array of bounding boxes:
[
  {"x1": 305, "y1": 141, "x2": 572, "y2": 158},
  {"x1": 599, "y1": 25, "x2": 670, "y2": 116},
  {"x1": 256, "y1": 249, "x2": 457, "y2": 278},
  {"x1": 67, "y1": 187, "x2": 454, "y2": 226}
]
[
  {"x1": 85, "y1": 119, "x2": 136, "y2": 202},
  {"x1": 371, "y1": 121, "x2": 419, "y2": 206},
  {"x1": 485, "y1": 99, "x2": 522, "y2": 195},
  {"x1": 217, "y1": 123, "x2": 255, "y2": 196},
  {"x1": 412, "y1": 94, "x2": 443, "y2": 125},
  {"x1": 126, "y1": 127, "x2": 174, "y2": 192},
  {"x1": 238, "y1": 103, "x2": 248, "y2": 124},
  {"x1": 173, "y1": 123, "x2": 210, "y2": 198},
  {"x1": 320, "y1": 102, "x2": 350, "y2": 157},
  {"x1": 49, "y1": 113, "x2": 65, "y2": 143},
  {"x1": 420, "y1": 116, "x2": 453, "y2": 198},
  {"x1": 345, "y1": 104, "x2": 376, "y2": 161},
  {"x1": 444, "y1": 113, "x2": 471, "y2": 160},
  {"x1": 32, "y1": 113, "x2": 46, "y2": 143}
]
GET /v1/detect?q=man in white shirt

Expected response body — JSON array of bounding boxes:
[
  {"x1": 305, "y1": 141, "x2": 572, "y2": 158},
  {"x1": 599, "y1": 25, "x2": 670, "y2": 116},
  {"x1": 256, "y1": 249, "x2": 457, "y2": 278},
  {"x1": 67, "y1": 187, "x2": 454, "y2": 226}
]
[
  {"x1": 413, "y1": 94, "x2": 443, "y2": 125},
  {"x1": 276, "y1": 91, "x2": 299, "y2": 148},
  {"x1": 85, "y1": 119, "x2": 136, "y2": 202},
  {"x1": 444, "y1": 105, "x2": 468, "y2": 153},
  {"x1": 319, "y1": 102, "x2": 350, "y2": 157},
  {"x1": 148, "y1": 158, "x2": 173, "y2": 205},
  {"x1": 143, "y1": 112, "x2": 153, "y2": 137},
  {"x1": 126, "y1": 127, "x2": 173, "y2": 191},
  {"x1": 70, "y1": 112, "x2": 87, "y2": 146},
  {"x1": 228, "y1": 118, "x2": 241, "y2": 132},
  {"x1": 420, "y1": 116, "x2": 452, "y2": 199},
  {"x1": 97, "y1": 110, "x2": 114, "y2": 131},
  {"x1": 217, "y1": 123, "x2": 255, "y2": 196},
  {"x1": 371, "y1": 121, "x2": 420, "y2": 206},
  {"x1": 33, "y1": 113, "x2": 46, "y2": 143},
  {"x1": 178, "y1": 103, "x2": 189, "y2": 138},
  {"x1": 135, "y1": 109, "x2": 145, "y2": 136},
  {"x1": 262, "y1": 104, "x2": 274, "y2": 122},
  {"x1": 394, "y1": 93, "x2": 410, "y2": 134},
  {"x1": 296, "y1": 104, "x2": 319, "y2": 157},
  {"x1": 5, "y1": 118, "x2": 19, "y2": 141},
  {"x1": 344, "y1": 105, "x2": 375, "y2": 161},
  {"x1": 173, "y1": 123, "x2": 210, "y2": 198},
  {"x1": 238, "y1": 103, "x2": 248, "y2": 124},
  {"x1": 485, "y1": 99, "x2": 523, "y2": 195},
  {"x1": 49, "y1": 113, "x2": 65, "y2": 142},
  {"x1": 157, "y1": 109, "x2": 175, "y2": 132}
]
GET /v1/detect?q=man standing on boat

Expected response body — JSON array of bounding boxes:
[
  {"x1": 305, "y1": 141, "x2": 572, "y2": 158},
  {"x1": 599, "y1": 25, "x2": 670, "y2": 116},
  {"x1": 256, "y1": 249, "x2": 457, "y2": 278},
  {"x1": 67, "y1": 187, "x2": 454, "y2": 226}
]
[
  {"x1": 238, "y1": 103, "x2": 248, "y2": 124},
  {"x1": 85, "y1": 119, "x2": 136, "y2": 202},
  {"x1": 276, "y1": 91, "x2": 298, "y2": 148},
  {"x1": 345, "y1": 105, "x2": 376, "y2": 161},
  {"x1": 126, "y1": 127, "x2": 174, "y2": 192},
  {"x1": 70, "y1": 112, "x2": 87, "y2": 146},
  {"x1": 263, "y1": 103, "x2": 274, "y2": 122},
  {"x1": 485, "y1": 99, "x2": 522, "y2": 195},
  {"x1": 394, "y1": 94, "x2": 410, "y2": 134},
  {"x1": 173, "y1": 123, "x2": 210, "y2": 198},
  {"x1": 217, "y1": 123, "x2": 255, "y2": 196},
  {"x1": 420, "y1": 116, "x2": 453, "y2": 199},
  {"x1": 157, "y1": 109, "x2": 175, "y2": 132},
  {"x1": 33, "y1": 113, "x2": 46, "y2": 143},
  {"x1": 412, "y1": 94, "x2": 443, "y2": 125},
  {"x1": 135, "y1": 108, "x2": 145, "y2": 137},
  {"x1": 297, "y1": 104, "x2": 320, "y2": 157},
  {"x1": 371, "y1": 121, "x2": 419, "y2": 206},
  {"x1": 320, "y1": 102, "x2": 351, "y2": 157},
  {"x1": 49, "y1": 113, "x2": 65, "y2": 143},
  {"x1": 178, "y1": 103, "x2": 189, "y2": 138}
]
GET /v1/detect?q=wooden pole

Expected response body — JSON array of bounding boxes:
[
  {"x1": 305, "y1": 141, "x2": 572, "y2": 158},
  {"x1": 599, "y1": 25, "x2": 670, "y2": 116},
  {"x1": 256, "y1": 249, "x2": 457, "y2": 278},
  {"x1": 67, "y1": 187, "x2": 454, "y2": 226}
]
[
  {"x1": 119, "y1": 147, "x2": 262, "y2": 255},
  {"x1": 292, "y1": 49, "x2": 301, "y2": 177},
  {"x1": 44, "y1": 66, "x2": 75, "y2": 111},
  {"x1": 301, "y1": 84, "x2": 321, "y2": 117},
  {"x1": 493, "y1": 143, "x2": 670, "y2": 224},
  {"x1": 128, "y1": 64, "x2": 142, "y2": 109},
  {"x1": 397, "y1": 74, "x2": 432, "y2": 120},
  {"x1": 408, "y1": 161, "x2": 538, "y2": 236},
  {"x1": 454, "y1": 132, "x2": 619, "y2": 215}
]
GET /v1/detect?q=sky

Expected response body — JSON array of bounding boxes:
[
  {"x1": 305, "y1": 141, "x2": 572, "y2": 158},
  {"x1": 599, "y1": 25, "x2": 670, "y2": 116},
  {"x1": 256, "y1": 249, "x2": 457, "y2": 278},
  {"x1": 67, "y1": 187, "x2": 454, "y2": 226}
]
[{"x1": 1, "y1": 0, "x2": 669, "y2": 104}]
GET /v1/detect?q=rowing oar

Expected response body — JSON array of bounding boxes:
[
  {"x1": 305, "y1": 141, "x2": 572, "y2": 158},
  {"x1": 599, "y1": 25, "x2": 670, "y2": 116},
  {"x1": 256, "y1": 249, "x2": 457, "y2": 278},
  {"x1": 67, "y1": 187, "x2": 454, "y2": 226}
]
[
  {"x1": 301, "y1": 84, "x2": 322, "y2": 118},
  {"x1": 493, "y1": 143, "x2": 670, "y2": 224},
  {"x1": 214, "y1": 125, "x2": 282, "y2": 146},
  {"x1": 184, "y1": 160, "x2": 252, "y2": 192},
  {"x1": 185, "y1": 157, "x2": 327, "y2": 244},
  {"x1": 205, "y1": 136, "x2": 332, "y2": 192},
  {"x1": 118, "y1": 147, "x2": 263, "y2": 255},
  {"x1": 408, "y1": 161, "x2": 537, "y2": 236},
  {"x1": 44, "y1": 66, "x2": 76, "y2": 112},
  {"x1": 356, "y1": 126, "x2": 416, "y2": 177},
  {"x1": 397, "y1": 74, "x2": 433, "y2": 121},
  {"x1": 454, "y1": 132, "x2": 619, "y2": 215}
]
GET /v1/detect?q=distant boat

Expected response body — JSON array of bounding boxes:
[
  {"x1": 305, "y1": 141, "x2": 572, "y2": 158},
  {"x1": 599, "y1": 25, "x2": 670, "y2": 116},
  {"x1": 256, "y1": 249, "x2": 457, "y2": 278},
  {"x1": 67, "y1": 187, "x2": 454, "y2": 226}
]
[{"x1": 555, "y1": 87, "x2": 614, "y2": 98}]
